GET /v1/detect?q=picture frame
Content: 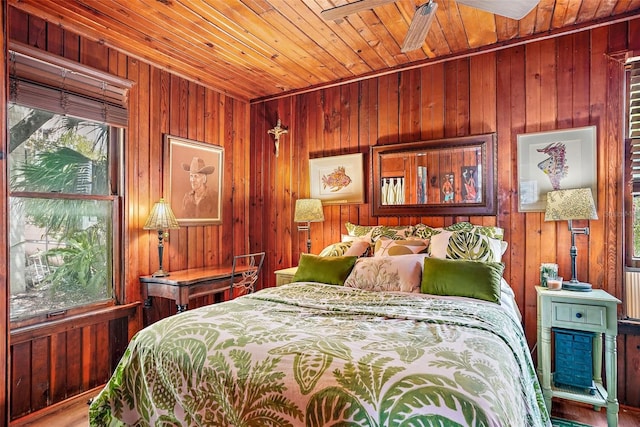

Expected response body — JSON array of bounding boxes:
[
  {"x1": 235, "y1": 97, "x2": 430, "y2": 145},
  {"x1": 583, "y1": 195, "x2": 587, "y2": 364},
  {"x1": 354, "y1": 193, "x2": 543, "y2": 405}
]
[
  {"x1": 371, "y1": 133, "x2": 496, "y2": 216},
  {"x1": 164, "y1": 135, "x2": 224, "y2": 225},
  {"x1": 309, "y1": 153, "x2": 365, "y2": 205},
  {"x1": 517, "y1": 125, "x2": 597, "y2": 212}
]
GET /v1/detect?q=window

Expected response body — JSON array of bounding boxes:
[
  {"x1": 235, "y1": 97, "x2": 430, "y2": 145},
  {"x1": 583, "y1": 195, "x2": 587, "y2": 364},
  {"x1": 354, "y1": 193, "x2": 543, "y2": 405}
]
[
  {"x1": 7, "y1": 43, "x2": 131, "y2": 326},
  {"x1": 625, "y1": 58, "x2": 640, "y2": 320}
]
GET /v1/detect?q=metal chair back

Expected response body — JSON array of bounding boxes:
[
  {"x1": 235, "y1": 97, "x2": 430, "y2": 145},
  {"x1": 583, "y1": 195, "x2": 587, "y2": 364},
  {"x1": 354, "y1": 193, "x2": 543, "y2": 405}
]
[{"x1": 230, "y1": 252, "x2": 265, "y2": 298}]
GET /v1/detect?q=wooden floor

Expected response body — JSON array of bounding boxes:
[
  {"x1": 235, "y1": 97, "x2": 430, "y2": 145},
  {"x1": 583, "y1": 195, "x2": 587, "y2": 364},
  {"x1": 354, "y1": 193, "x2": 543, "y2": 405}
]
[{"x1": 9, "y1": 390, "x2": 640, "y2": 426}]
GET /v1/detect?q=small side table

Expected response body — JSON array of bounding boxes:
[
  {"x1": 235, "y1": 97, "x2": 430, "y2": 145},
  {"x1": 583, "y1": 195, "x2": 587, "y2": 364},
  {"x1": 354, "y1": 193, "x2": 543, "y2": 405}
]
[
  {"x1": 536, "y1": 286, "x2": 621, "y2": 427},
  {"x1": 274, "y1": 267, "x2": 298, "y2": 286},
  {"x1": 141, "y1": 266, "x2": 246, "y2": 312}
]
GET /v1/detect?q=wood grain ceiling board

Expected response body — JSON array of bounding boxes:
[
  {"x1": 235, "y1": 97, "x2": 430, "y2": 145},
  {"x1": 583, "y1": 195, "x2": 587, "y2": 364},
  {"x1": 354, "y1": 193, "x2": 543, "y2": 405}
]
[{"x1": 8, "y1": 0, "x2": 640, "y2": 101}]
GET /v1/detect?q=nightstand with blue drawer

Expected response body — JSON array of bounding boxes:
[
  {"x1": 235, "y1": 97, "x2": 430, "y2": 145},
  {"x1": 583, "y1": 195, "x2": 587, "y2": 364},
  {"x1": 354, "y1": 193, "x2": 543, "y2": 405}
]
[
  {"x1": 536, "y1": 287, "x2": 621, "y2": 427},
  {"x1": 553, "y1": 328, "x2": 596, "y2": 394}
]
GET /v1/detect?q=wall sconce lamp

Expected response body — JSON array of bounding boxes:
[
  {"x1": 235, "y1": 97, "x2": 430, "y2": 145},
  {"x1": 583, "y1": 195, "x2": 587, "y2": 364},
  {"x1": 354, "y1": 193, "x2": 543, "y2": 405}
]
[
  {"x1": 544, "y1": 188, "x2": 598, "y2": 292},
  {"x1": 143, "y1": 198, "x2": 180, "y2": 277},
  {"x1": 294, "y1": 198, "x2": 324, "y2": 253},
  {"x1": 267, "y1": 118, "x2": 288, "y2": 158}
]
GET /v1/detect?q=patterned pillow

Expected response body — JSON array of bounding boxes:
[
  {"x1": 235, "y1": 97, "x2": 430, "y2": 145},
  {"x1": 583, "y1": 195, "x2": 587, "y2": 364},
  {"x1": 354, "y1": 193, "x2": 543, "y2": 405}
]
[
  {"x1": 444, "y1": 222, "x2": 504, "y2": 240},
  {"x1": 429, "y1": 231, "x2": 503, "y2": 262},
  {"x1": 374, "y1": 238, "x2": 429, "y2": 257},
  {"x1": 344, "y1": 222, "x2": 415, "y2": 242},
  {"x1": 318, "y1": 241, "x2": 353, "y2": 257},
  {"x1": 414, "y1": 222, "x2": 504, "y2": 241},
  {"x1": 319, "y1": 240, "x2": 370, "y2": 257},
  {"x1": 344, "y1": 240, "x2": 371, "y2": 257},
  {"x1": 344, "y1": 254, "x2": 428, "y2": 293}
]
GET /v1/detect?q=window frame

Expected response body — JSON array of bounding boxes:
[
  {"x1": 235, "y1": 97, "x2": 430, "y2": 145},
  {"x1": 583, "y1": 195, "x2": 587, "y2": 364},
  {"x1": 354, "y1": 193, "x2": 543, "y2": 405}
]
[{"x1": 7, "y1": 46, "x2": 129, "y2": 329}]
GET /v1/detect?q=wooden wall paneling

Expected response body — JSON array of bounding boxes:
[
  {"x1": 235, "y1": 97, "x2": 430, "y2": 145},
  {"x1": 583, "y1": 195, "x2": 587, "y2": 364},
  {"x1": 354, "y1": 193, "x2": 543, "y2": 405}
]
[
  {"x1": 420, "y1": 63, "x2": 445, "y2": 143},
  {"x1": 48, "y1": 333, "x2": 66, "y2": 406},
  {"x1": 232, "y1": 96, "x2": 250, "y2": 267},
  {"x1": 168, "y1": 74, "x2": 188, "y2": 273},
  {"x1": 588, "y1": 26, "x2": 611, "y2": 290},
  {"x1": 358, "y1": 78, "x2": 377, "y2": 227},
  {"x1": 277, "y1": 98, "x2": 294, "y2": 260},
  {"x1": 65, "y1": 329, "x2": 82, "y2": 397},
  {"x1": 376, "y1": 73, "x2": 398, "y2": 226},
  {"x1": 94, "y1": 321, "x2": 110, "y2": 386},
  {"x1": 30, "y1": 337, "x2": 48, "y2": 411},
  {"x1": 468, "y1": 52, "x2": 497, "y2": 228},
  {"x1": 320, "y1": 86, "x2": 340, "y2": 247},
  {"x1": 279, "y1": 97, "x2": 293, "y2": 286},
  {"x1": 623, "y1": 334, "x2": 640, "y2": 406},
  {"x1": 631, "y1": 18, "x2": 640, "y2": 51},
  {"x1": 126, "y1": 55, "x2": 143, "y2": 306},
  {"x1": 109, "y1": 316, "x2": 129, "y2": 372},
  {"x1": 604, "y1": 55, "x2": 625, "y2": 301},
  {"x1": 11, "y1": 341, "x2": 31, "y2": 417},
  {"x1": 501, "y1": 45, "x2": 528, "y2": 331},
  {"x1": 1, "y1": 2, "x2": 8, "y2": 424},
  {"x1": 339, "y1": 82, "x2": 359, "y2": 238},
  {"x1": 8, "y1": 6, "x2": 27, "y2": 42},
  {"x1": 81, "y1": 326, "x2": 91, "y2": 391},
  {"x1": 136, "y1": 59, "x2": 152, "y2": 304},
  {"x1": 569, "y1": 32, "x2": 594, "y2": 284},
  {"x1": 221, "y1": 97, "x2": 237, "y2": 269},
  {"x1": 26, "y1": 13, "x2": 45, "y2": 49},
  {"x1": 45, "y1": 18, "x2": 63, "y2": 56},
  {"x1": 522, "y1": 41, "x2": 543, "y2": 342},
  {"x1": 206, "y1": 90, "x2": 221, "y2": 269},
  {"x1": 187, "y1": 82, "x2": 204, "y2": 269},
  {"x1": 249, "y1": 103, "x2": 269, "y2": 275},
  {"x1": 62, "y1": 25, "x2": 80, "y2": 61}
]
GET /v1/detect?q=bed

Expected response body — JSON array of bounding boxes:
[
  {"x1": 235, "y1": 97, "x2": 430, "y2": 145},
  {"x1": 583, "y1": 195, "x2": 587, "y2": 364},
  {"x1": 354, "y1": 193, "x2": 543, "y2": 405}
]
[{"x1": 89, "y1": 277, "x2": 550, "y2": 426}]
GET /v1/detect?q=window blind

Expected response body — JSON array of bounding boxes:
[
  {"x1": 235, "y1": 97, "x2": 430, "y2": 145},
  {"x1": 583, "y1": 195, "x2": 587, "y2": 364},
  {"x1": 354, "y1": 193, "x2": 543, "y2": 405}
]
[
  {"x1": 628, "y1": 61, "x2": 640, "y2": 192},
  {"x1": 8, "y1": 41, "x2": 132, "y2": 127}
]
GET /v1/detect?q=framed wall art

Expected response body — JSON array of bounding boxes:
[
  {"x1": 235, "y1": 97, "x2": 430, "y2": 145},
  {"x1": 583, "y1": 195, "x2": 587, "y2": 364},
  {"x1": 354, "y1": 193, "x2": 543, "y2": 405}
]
[
  {"x1": 309, "y1": 153, "x2": 365, "y2": 205},
  {"x1": 164, "y1": 135, "x2": 224, "y2": 225},
  {"x1": 517, "y1": 125, "x2": 596, "y2": 212}
]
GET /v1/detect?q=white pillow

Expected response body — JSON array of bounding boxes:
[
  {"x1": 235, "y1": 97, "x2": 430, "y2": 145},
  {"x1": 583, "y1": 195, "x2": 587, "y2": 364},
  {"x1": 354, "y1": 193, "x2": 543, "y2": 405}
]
[{"x1": 343, "y1": 254, "x2": 428, "y2": 293}]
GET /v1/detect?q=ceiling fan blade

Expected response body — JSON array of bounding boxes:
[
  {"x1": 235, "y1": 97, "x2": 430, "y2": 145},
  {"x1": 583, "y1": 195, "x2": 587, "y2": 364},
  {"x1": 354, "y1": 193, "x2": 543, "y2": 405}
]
[
  {"x1": 321, "y1": 0, "x2": 398, "y2": 21},
  {"x1": 456, "y1": 0, "x2": 539, "y2": 20},
  {"x1": 401, "y1": 1, "x2": 438, "y2": 53}
]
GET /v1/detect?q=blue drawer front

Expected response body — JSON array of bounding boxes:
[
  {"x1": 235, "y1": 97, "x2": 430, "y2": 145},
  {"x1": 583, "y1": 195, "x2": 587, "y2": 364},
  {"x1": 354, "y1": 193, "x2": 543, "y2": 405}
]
[{"x1": 553, "y1": 328, "x2": 595, "y2": 390}]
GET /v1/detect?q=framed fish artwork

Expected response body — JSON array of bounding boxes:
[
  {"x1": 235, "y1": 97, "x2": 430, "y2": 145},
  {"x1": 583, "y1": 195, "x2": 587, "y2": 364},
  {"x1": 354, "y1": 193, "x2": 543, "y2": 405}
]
[
  {"x1": 309, "y1": 153, "x2": 365, "y2": 205},
  {"x1": 517, "y1": 126, "x2": 597, "y2": 212}
]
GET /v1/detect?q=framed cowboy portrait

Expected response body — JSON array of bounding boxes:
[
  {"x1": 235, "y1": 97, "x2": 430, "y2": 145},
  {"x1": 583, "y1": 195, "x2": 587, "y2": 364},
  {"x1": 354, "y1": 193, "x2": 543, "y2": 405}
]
[{"x1": 164, "y1": 135, "x2": 224, "y2": 225}]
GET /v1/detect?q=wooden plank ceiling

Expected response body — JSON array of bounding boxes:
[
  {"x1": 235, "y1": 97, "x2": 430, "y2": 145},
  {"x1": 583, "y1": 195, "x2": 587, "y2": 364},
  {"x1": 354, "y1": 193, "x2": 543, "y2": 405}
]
[{"x1": 9, "y1": 0, "x2": 640, "y2": 101}]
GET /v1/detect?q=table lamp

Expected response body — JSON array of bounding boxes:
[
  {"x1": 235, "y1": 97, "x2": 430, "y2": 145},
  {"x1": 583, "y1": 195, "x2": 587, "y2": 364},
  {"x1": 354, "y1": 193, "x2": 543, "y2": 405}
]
[
  {"x1": 544, "y1": 188, "x2": 598, "y2": 291},
  {"x1": 143, "y1": 198, "x2": 180, "y2": 277},
  {"x1": 294, "y1": 198, "x2": 324, "y2": 253}
]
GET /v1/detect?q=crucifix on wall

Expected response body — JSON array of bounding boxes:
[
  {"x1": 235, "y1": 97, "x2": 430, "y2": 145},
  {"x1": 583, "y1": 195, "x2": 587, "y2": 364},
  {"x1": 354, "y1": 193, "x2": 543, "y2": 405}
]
[{"x1": 267, "y1": 119, "x2": 288, "y2": 157}]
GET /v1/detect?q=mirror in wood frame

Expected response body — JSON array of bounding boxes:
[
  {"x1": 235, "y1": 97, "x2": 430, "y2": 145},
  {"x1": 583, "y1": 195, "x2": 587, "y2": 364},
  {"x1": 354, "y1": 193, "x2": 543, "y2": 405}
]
[{"x1": 371, "y1": 133, "x2": 497, "y2": 216}]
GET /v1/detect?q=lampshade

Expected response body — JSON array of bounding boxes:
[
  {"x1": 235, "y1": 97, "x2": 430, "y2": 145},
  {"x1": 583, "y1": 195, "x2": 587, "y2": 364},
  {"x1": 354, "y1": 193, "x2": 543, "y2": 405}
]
[
  {"x1": 294, "y1": 199, "x2": 325, "y2": 223},
  {"x1": 544, "y1": 188, "x2": 598, "y2": 222},
  {"x1": 143, "y1": 198, "x2": 180, "y2": 230}
]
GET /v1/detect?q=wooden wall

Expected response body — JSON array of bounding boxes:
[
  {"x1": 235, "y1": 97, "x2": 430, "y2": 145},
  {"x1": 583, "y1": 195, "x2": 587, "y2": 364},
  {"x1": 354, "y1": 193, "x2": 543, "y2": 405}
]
[
  {"x1": 6, "y1": 7, "x2": 251, "y2": 420},
  {"x1": 250, "y1": 19, "x2": 640, "y2": 406}
]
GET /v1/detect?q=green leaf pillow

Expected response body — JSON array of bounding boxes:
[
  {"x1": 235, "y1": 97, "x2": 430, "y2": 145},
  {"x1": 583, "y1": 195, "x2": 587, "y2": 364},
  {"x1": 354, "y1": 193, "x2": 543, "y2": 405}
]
[
  {"x1": 293, "y1": 253, "x2": 357, "y2": 286},
  {"x1": 421, "y1": 257, "x2": 504, "y2": 304}
]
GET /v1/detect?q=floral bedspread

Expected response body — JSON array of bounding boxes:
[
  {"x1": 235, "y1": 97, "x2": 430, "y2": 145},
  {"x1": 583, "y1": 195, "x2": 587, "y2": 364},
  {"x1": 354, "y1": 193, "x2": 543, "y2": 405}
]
[{"x1": 89, "y1": 283, "x2": 550, "y2": 426}]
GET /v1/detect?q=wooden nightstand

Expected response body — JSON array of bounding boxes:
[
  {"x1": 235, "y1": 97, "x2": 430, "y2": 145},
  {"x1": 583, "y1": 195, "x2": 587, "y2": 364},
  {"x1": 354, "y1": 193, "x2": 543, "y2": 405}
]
[
  {"x1": 536, "y1": 286, "x2": 621, "y2": 427},
  {"x1": 274, "y1": 267, "x2": 298, "y2": 286}
]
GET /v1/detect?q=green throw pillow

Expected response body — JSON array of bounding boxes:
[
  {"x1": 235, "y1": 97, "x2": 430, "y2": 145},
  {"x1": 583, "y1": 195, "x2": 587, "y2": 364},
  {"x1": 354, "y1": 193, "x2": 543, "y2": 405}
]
[
  {"x1": 421, "y1": 257, "x2": 504, "y2": 304},
  {"x1": 293, "y1": 253, "x2": 357, "y2": 286}
]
